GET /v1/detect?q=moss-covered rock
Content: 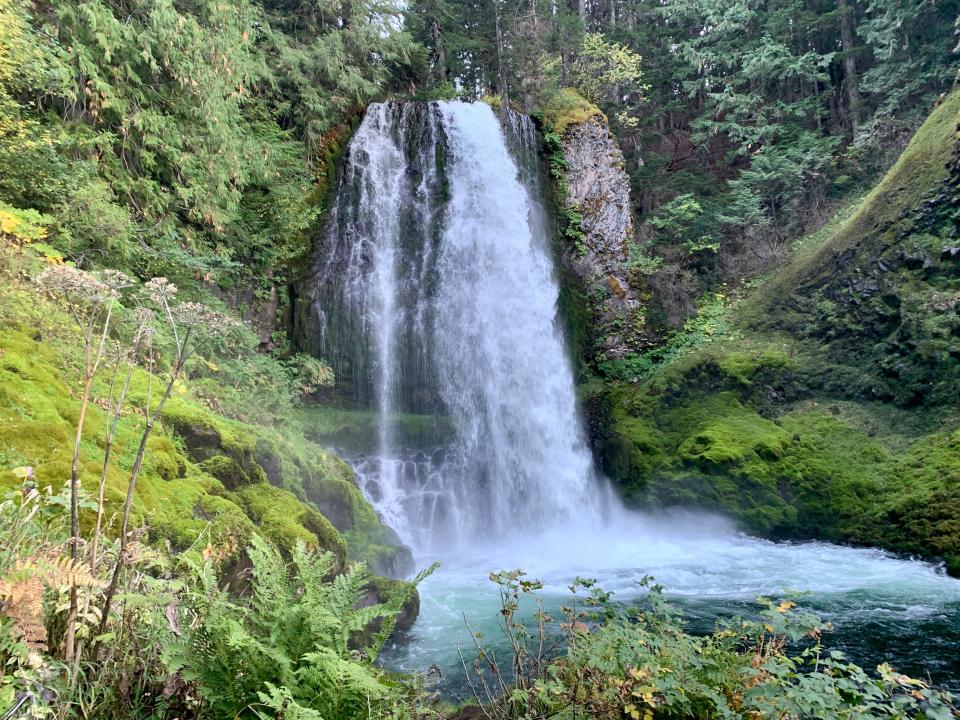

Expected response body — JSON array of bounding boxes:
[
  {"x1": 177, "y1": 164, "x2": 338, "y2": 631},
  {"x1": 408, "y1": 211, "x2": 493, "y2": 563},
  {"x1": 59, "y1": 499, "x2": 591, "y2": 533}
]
[
  {"x1": 598, "y1": 351, "x2": 898, "y2": 545},
  {"x1": 871, "y1": 428, "x2": 960, "y2": 575},
  {"x1": 747, "y1": 91, "x2": 960, "y2": 409},
  {"x1": 537, "y1": 88, "x2": 604, "y2": 136},
  {"x1": 231, "y1": 482, "x2": 347, "y2": 571},
  {"x1": 308, "y1": 473, "x2": 414, "y2": 577},
  {"x1": 355, "y1": 575, "x2": 421, "y2": 643},
  {"x1": 0, "y1": 302, "x2": 410, "y2": 577},
  {"x1": 154, "y1": 397, "x2": 414, "y2": 576}
]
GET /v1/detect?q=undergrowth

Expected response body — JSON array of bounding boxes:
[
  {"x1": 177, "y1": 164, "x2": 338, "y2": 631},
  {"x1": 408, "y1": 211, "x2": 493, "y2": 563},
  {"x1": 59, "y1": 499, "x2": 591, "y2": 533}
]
[{"x1": 460, "y1": 572, "x2": 958, "y2": 720}]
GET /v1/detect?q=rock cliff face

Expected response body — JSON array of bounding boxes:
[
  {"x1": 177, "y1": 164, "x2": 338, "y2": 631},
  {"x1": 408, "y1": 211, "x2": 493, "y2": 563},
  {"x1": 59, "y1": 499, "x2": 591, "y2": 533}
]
[
  {"x1": 755, "y1": 91, "x2": 960, "y2": 409},
  {"x1": 558, "y1": 119, "x2": 642, "y2": 360}
]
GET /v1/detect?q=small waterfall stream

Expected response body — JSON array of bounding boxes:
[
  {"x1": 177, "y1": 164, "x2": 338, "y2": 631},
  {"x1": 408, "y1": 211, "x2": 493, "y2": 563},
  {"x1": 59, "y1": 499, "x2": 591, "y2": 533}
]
[{"x1": 304, "y1": 100, "x2": 960, "y2": 696}]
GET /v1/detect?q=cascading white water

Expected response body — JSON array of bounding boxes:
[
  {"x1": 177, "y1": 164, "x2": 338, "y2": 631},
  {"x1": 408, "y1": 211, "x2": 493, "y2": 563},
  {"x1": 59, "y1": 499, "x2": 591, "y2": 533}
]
[
  {"x1": 310, "y1": 100, "x2": 606, "y2": 553},
  {"x1": 433, "y1": 102, "x2": 600, "y2": 537}
]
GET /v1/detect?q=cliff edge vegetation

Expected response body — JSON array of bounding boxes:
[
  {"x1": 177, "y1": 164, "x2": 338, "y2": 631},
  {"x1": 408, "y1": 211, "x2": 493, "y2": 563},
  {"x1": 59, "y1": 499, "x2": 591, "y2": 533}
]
[{"x1": 592, "y1": 91, "x2": 960, "y2": 575}]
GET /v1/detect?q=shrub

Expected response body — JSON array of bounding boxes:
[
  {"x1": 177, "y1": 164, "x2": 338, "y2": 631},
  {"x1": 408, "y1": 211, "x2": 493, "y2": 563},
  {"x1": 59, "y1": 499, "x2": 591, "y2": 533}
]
[{"x1": 465, "y1": 573, "x2": 959, "y2": 720}]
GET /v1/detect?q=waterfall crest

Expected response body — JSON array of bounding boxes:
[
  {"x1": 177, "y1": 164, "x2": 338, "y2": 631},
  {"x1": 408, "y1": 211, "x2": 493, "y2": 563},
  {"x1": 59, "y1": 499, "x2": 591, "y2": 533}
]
[{"x1": 307, "y1": 100, "x2": 604, "y2": 553}]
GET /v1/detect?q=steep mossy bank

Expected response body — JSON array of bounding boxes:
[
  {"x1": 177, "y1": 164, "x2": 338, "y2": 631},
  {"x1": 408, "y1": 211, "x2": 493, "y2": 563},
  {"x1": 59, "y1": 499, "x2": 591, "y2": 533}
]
[
  {"x1": 0, "y1": 261, "x2": 412, "y2": 578},
  {"x1": 592, "y1": 91, "x2": 960, "y2": 575}
]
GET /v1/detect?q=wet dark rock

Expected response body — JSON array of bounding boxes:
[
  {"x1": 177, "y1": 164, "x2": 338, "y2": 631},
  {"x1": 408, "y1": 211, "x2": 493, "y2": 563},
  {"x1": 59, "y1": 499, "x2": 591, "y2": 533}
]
[{"x1": 350, "y1": 576, "x2": 421, "y2": 648}]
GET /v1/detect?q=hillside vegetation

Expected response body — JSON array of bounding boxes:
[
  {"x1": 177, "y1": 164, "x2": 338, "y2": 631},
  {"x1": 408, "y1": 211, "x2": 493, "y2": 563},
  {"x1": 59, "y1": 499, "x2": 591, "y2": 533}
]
[
  {"x1": 593, "y1": 91, "x2": 960, "y2": 574},
  {"x1": 2, "y1": 0, "x2": 960, "y2": 713}
]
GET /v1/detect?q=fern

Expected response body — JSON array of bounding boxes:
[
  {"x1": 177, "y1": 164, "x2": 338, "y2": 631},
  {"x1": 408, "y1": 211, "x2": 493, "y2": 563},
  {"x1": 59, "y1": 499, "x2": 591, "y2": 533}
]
[
  {"x1": 367, "y1": 562, "x2": 439, "y2": 664},
  {"x1": 254, "y1": 683, "x2": 323, "y2": 720},
  {"x1": 164, "y1": 534, "x2": 429, "y2": 719},
  {"x1": 0, "y1": 554, "x2": 102, "y2": 651}
]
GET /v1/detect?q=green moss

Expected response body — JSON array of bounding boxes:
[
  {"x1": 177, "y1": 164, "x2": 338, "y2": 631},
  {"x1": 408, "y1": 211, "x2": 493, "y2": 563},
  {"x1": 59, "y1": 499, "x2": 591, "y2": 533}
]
[
  {"x1": 760, "y1": 91, "x2": 960, "y2": 300},
  {"x1": 735, "y1": 92, "x2": 960, "y2": 410},
  {"x1": 602, "y1": 346, "x2": 897, "y2": 541},
  {"x1": 678, "y1": 407, "x2": 790, "y2": 466},
  {"x1": 231, "y1": 482, "x2": 347, "y2": 570},
  {"x1": 0, "y1": 285, "x2": 401, "y2": 575},
  {"x1": 556, "y1": 264, "x2": 594, "y2": 370},
  {"x1": 199, "y1": 453, "x2": 265, "y2": 489},
  {"x1": 715, "y1": 346, "x2": 794, "y2": 387},
  {"x1": 538, "y1": 88, "x2": 604, "y2": 136},
  {"x1": 597, "y1": 95, "x2": 960, "y2": 573},
  {"x1": 872, "y1": 428, "x2": 960, "y2": 572}
]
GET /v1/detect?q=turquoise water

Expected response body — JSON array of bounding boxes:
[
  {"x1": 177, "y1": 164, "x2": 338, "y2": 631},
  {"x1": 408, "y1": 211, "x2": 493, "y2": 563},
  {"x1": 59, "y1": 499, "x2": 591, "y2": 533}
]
[{"x1": 380, "y1": 513, "x2": 960, "y2": 699}]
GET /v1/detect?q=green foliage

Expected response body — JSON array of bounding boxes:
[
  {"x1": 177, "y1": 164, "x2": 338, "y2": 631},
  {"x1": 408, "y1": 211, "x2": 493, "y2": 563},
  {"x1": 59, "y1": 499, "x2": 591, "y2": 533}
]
[
  {"x1": 0, "y1": 474, "x2": 425, "y2": 720},
  {"x1": 857, "y1": 0, "x2": 959, "y2": 143},
  {"x1": 0, "y1": 0, "x2": 421, "y2": 288},
  {"x1": 750, "y1": 91, "x2": 960, "y2": 408},
  {"x1": 598, "y1": 292, "x2": 735, "y2": 382},
  {"x1": 469, "y1": 574, "x2": 958, "y2": 720},
  {"x1": 257, "y1": 0, "x2": 420, "y2": 152},
  {"x1": 0, "y1": 0, "x2": 71, "y2": 210},
  {"x1": 572, "y1": 33, "x2": 644, "y2": 109},
  {"x1": 187, "y1": 331, "x2": 336, "y2": 427},
  {"x1": 164, "y1": 535, "x2": 428, "y2": 719},
  {"x1": 0, "y1": 203, "x2": 52, "y2": 245},
  {"x1": 539, "y1": 88, "x2": 604, "y2": 137},
  {"x1": 648, "y1": 193, "x2": 718, "y2": 253},
  {"x1": 54, "y1": 178, "x2": 134, "y2": 262},
  {"x1": 0, "y1": 247, "x2": 406, "y2": 576}
]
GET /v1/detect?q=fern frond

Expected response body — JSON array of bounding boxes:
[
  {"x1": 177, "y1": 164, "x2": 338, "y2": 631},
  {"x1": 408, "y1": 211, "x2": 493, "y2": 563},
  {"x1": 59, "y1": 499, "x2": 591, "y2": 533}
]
[
  {"x1": 291, "y1": 542, "x2": 336, "y2": 593},
  {"x1": 0, "y1": 554, "x2": 104, "y2": 650},
  {"x1": 248, "y1": 534, "x2": 292, "y2": 623}
]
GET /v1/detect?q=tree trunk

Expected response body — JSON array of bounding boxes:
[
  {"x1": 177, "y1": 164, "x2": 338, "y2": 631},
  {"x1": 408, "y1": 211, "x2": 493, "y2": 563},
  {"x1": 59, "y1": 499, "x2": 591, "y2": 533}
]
[
  {"x1": 494, "y1": 0, "x2": 510, "y2": 107},
  {"x1": 838, "y1": 0, "x2": 863, "y2": 137},
  {"x1": 431, "y1": 17, "x2": 447, "y2": 83}
]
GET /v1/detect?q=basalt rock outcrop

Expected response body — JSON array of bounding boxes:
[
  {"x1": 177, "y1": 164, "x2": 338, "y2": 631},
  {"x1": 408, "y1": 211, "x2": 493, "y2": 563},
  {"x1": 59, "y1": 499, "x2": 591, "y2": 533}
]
[
  {"x1": 557, "y1": 118, "x2": 643, "y2": 360},
  {"x1": 595, "y1": 91, "x2": 960, "y2": 576},
  {"x1": 755, "y1": 91, "x2": 960, "y2": 409}
]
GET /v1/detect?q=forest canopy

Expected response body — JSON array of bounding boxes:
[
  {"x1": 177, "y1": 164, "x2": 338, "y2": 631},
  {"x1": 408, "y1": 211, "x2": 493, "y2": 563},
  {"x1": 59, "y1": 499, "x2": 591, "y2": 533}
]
[{"x1": 3, "y1": 0, "x2": 956, "y2": 318}]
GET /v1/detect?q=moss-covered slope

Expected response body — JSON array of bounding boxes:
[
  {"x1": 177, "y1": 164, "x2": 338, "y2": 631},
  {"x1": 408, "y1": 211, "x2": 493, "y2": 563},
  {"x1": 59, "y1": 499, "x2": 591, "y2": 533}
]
[
  {"x1": 0, "y1": 276, "x2": 411, "y2": 577},
  {"x1": 750, "y1": 91, "x2": 960, "y2": 408},
  {"x1": 594, "y1": 92, "x2": 960, "y2": 574}
]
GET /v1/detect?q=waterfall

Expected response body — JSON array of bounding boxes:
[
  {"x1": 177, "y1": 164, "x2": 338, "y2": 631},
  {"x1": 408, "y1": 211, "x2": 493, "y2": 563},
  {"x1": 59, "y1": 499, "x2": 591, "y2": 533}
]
[
  {"x1": 307, "y1": 100, "x2": 605, "y2": 554},
  {"x1": 307, "y1": 102, "x2": 960, "y2": 695}
]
